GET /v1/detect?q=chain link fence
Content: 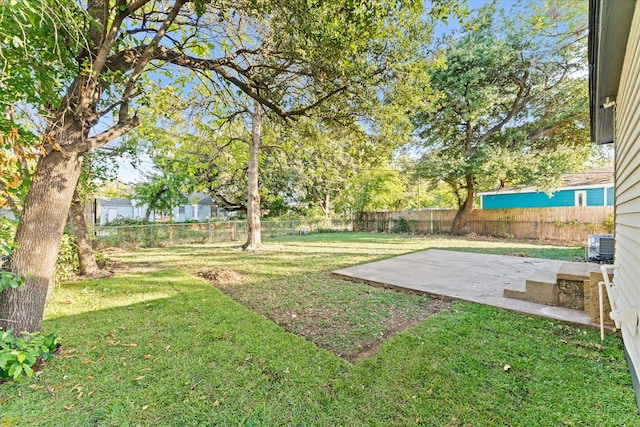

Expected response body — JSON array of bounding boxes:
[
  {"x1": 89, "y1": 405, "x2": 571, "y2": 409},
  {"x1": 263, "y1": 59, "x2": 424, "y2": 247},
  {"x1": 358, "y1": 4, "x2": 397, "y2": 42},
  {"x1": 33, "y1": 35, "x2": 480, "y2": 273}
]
[{"x1": 95, "y1": 218, "x2": 353, "y2": 248}]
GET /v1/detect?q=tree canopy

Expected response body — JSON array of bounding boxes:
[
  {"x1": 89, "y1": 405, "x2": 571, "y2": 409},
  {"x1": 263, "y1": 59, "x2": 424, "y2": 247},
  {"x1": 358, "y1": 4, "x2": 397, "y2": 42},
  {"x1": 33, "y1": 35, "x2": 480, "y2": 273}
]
[
  {"x1": 0, "y1": 0, "x2": 461, "y2": 333},
  {"x1": 413, "y1": 0, "x2": 592, "y2": 234}
]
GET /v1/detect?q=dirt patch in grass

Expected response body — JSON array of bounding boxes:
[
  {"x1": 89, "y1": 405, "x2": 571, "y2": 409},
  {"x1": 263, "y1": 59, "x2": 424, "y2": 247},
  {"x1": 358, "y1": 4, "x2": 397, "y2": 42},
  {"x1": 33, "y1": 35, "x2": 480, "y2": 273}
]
[
  {"x1": 204, "y1": 269, "x2": 451, "y2": 362},
  {"x1": 196, "y1": 268, "x2": 244, "y2": 285},
  {"x1": 345, "y1": 297, "x2": 451, "y2": 362}
]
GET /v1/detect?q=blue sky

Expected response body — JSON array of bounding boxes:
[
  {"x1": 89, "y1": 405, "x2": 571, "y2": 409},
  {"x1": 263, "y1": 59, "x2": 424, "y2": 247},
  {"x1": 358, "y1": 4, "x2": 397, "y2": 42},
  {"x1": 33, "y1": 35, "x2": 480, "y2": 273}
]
[
  {"x1": 114, "y1": 0, "x2": 495, "y2": 183},
  {"x1": 114, "y1": 0, "x2": 543, "y2": 184}
]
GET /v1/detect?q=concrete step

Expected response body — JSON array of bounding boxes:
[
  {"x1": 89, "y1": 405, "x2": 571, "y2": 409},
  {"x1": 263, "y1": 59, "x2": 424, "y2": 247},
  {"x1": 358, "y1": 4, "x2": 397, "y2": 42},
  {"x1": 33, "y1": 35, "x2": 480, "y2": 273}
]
[
  {"x1": 503, "y1": 287, "x2": 527, "y2": 299},
  {"x1": 523, "y1": 279, "x2": 559, "y2": 305},
  {"x1": 557, "y1": 262, "x2": 601, "y2": 281},
  {"x1": 503, "y1": 269, "x2": 558, "y2": 305}
]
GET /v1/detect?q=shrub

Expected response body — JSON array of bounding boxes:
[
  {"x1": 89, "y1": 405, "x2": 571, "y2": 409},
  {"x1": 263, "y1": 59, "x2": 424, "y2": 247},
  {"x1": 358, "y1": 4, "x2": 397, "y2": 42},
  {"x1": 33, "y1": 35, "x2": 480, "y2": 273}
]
[
  {"x1": 0, "y1": 329, "x2": 60, "y2": 381},
  {"x1": 0, "y1": 218, "x2": 23, "y2": 291},
  {"x1": 1, "y1": 218, "x2": 79, "y2": 283},
  {"x1": 603, "y1": 213, "x2": 615, "y2": 234},
  {"x1": 376, "y1": 219, "x2": 389, "y2": 233},
  {"x1": 0, "y1": 216, "x2": 17, "y2": 243},
  {"x1": 105, "y1": 217, "x2": 153, "y2": 226},
  {"x1": 55, "y1": 232, "x2": 80, "y2": 282},
  {"x1": 391, "y1": 217, "x2": 410, "y2": 233}
]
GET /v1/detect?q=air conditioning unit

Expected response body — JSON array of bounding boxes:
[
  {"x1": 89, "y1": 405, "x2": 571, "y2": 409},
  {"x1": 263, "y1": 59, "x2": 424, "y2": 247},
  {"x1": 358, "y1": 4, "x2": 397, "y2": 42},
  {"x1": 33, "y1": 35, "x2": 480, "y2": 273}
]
[{"x1": 587, "y1": 234, "x2": 614, "y2": 262}]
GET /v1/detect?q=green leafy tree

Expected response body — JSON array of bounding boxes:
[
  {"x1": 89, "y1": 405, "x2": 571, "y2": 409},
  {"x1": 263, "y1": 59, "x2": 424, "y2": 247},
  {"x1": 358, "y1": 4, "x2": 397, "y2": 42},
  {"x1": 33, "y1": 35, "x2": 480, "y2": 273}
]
[
  {"x1": 69, "y1": 147, "x2": 137, "y2": 277},
  {"x1": 337, "y1": 168, "x2": 409, "y2": 214},
  {"x1": 0, "y1": 0, "x2": 84, "y2": 212},
  {"x1": 132, "y1": 173, "x2": 194, "y2": 222},
  {"x1": 276, "y1": 118, "x2": 405, "y2": 217},
  {"x1": 1, "y1": 0, "x2": 462, "y2": 332},
  {"x1": 414, "y1": 1, "x2": 591, "y2": 235},
  {"x1": 405, "y1": 180, "x2": 457, "y2": 209}
]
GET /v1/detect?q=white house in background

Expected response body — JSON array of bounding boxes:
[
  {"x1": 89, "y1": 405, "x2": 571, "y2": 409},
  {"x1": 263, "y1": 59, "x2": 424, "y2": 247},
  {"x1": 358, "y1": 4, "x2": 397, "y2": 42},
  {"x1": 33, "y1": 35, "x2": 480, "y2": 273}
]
[
  {"x1": 171, "y1": 194, "x2": 217, "y2": 222},
  {"x1": 0, "y1": 208, "x2": 16, "y2": 220},
  {"x1": 95, "y1": 193, "x2": 220, "y2": 225},
  {"x1": 97, "y1": 198, "x2": 145, "y2": 224},
  {"x1": 590, "y1": 0, "x2": 640, "y2": 409}
]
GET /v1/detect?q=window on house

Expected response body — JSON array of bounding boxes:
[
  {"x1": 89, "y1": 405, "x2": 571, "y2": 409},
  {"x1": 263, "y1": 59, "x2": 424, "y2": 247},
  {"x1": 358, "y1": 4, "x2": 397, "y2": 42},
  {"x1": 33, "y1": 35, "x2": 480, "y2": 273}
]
[
  {"x1": 179, "y1": 206, "x2": 186, "y2": 214},
  {"x1": 575, "y1": 190, "x2": 587, "y2": 207}
]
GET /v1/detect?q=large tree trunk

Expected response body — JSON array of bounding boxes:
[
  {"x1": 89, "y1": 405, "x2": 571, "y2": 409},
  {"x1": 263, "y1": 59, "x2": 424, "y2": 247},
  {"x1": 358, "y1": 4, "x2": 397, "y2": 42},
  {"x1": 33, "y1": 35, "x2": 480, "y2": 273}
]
[
  {"x1": 0, "y1": 150, "x2": 83, "y2": 333},
  {"x1": 69, "y1": 188, "x2": 110, "y2": 277},
  {"x1": 321, "y1": 192, "x2": 331, "y2": 217},
  {"x1": 450, "y1": 175, "x2": 474, "y2": 236},
  {"x1": 242, "y1": 106, "x2": 263, "y2": 251}
]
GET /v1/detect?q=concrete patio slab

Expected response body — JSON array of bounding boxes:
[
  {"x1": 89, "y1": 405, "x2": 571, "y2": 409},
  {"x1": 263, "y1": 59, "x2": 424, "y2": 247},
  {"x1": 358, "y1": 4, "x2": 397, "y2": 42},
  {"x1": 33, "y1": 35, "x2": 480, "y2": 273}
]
[{"x1": 332, "y1": 249, "x2": 602, "y2": 329}]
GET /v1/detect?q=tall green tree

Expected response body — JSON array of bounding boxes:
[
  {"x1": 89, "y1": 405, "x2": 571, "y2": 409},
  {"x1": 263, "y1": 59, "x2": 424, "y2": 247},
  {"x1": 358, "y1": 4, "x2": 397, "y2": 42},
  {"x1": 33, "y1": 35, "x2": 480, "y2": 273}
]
[
  {"x1": 414, "y1": 1, "x2": 591, "y2": 235},
  {"x1": 337, "y1": 167, "x2": 410, "y2": 214},
  {"x1": 132, "y1": 168, "x2": 196, "y2": 222},
  {"x1": 1, "y1": 0, "x2": 460, "y2": 332}
]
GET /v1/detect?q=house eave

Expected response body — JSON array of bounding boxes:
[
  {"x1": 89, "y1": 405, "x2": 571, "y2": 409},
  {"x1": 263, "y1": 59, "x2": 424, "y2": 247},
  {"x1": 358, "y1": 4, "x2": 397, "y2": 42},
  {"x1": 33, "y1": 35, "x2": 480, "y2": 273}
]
[{"x1": 589, "y1": 0, "x2": 636, "y2": 144}]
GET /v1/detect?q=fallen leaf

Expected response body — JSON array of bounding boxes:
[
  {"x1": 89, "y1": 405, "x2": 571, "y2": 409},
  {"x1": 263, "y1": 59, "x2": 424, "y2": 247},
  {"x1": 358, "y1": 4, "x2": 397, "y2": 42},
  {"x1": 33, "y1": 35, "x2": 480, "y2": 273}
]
[
  {"x1": 135, "y1": 376, "x2": 145, "y2": 381},
  {"x1": 503, "y1": 364, "x2": 511, "y2": 372},
  {"x1": 143, "y1": 354, "x2": 152, "y2": 359},
  {"x1": 142, "y1": 405, "x2": 149, "y2": 411},
  {"x1": 64, "y1": 404, "x2": 74, "y2": 410},
  {"x1": 121, "y1": 343, "x2": 138, "y2": 347},
  {"x1": 59, "y1": 348, "x2": 78, "y2": 358},
  {"x1": 76, "y1": 391, "x2": 84, "y2": 400},
  {"x1": 426, "y1": 389, "x2": 434, "y2": 395},
  {"x1": 213, "y1": 400, "x2": 220, "y2": 407}
]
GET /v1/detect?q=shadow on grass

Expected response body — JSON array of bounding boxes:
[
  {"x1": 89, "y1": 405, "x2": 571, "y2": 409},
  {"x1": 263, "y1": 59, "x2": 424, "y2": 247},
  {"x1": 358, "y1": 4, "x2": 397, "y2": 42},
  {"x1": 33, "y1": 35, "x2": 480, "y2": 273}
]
[
  {"x1": 45, "y1": 270, "x2": 204, "y2": 320},
  {"x1": 2, "y1": 270, "x2": 634, "y2": 426}
]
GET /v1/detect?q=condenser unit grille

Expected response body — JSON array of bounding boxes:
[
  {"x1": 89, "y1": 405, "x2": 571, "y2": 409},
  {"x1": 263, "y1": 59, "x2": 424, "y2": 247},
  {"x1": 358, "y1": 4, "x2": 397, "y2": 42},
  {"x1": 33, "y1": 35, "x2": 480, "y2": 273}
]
[{"x1": 587, "y1": 234, "x2": 614, "y2": 262}]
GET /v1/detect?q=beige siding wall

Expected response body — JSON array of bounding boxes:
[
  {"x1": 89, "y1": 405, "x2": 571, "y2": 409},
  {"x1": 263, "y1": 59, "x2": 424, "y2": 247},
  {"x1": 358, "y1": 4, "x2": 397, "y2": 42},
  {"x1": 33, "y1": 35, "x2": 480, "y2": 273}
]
[{"x1": 614, "y1": 4, "x2": 640, "y2": 384}]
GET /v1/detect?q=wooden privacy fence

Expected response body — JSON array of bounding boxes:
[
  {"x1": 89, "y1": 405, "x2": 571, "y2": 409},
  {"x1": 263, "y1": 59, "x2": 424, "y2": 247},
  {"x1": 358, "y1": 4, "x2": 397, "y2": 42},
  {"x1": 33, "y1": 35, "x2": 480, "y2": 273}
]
[{"x1": 355, "y1": 207, "x2": 614, "y2": 243}]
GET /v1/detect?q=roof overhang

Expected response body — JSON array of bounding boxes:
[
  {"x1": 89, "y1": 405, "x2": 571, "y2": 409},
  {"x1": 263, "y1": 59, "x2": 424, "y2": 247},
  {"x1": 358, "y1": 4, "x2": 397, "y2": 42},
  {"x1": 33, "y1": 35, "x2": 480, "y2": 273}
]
[{"x1": 589, "y1": 0, "x2": 637, "y2": 144}]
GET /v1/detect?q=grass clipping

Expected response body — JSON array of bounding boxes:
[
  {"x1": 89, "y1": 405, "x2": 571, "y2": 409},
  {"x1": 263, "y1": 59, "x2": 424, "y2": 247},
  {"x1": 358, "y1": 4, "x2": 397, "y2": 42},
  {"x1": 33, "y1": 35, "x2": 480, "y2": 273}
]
[{"x1": 196, "y1": 268, "x2": 244, "y2": 285}]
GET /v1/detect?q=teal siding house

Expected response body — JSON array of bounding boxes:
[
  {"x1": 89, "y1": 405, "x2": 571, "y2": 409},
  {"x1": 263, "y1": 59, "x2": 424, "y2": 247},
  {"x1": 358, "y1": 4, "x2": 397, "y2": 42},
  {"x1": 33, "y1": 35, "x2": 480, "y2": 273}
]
[{"x1": 479, "y1": 168, "x2": 614, "y2": 209}]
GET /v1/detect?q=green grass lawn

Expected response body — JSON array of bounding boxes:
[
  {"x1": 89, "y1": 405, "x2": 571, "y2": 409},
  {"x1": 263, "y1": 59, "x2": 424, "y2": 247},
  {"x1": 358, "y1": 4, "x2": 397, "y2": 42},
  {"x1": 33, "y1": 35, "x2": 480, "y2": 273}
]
[{"x1": 1, "y1": 233, "x2": 637, "y2": 425}]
